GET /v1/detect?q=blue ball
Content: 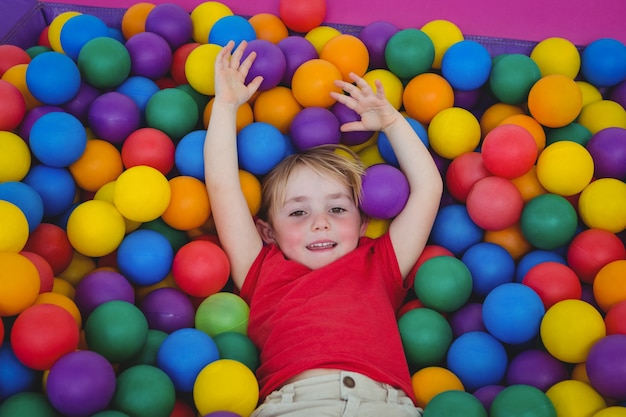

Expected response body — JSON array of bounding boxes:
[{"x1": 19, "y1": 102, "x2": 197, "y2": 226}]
[
  {"x1": 116, "y1": 76, "x2": 160, "y2": 115},
  {"x1": 441, "y1": 40, "x2": 492, "y2": 91},
  {"x1": 175, "y1": 130, "x2": 205, "y2": 180},
  {"x1": 117, "y1": 229, "x2": 174, "y2": 286},
  {"x1": 0, "y1": 344, "x2": 39, "y2": 401},
  {"x1": 29, "y1": 111, "x2": 87, "y2": 168},
  {"x1": 482, "y1": 283, "x2": 545, "y2": 345},
  {"x1": 26, "y1": 51, "x2": 81, "y2": 105},
  {"x1": 515, "y1": 249, "x2": 566, "y2": 282},
  {"x1": 237, "y1": 122, "x2": 288, "y2": 175},
  {"x1": 581, "y1": 38, "x2": 626, "y2": 87},
  {"x1": 378, "y1": 117, "x2": 428, "y2": 166},
  {"x1": 22, "y1": 165, "x2": 76, "y2": 218},
  {"x1": 0, "y1": 182, "x2": 44, "y2": 232},
  {"x1": 60, "y1": 14, "x2": 110, "y2": 61},
  {"x1": 208, "y1": 15, "x2": 257, "y2": 47},
  {"x1": 431, "y1": 204, "x2": 483, "y2": 256},
  {"x1": 446, "y1": 331, "x2": 508, "y2": 391},
  {"x1": 156, "y1": 328, "x2": 219, "y2": 392},
  {"x1": 461, "y1": 242, "x2": 515, "y2": 297}
]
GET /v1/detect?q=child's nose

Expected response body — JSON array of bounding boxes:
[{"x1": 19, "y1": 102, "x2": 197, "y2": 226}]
[{"x1": 312, "y1": 214, "x2": 330, "y2": 230}]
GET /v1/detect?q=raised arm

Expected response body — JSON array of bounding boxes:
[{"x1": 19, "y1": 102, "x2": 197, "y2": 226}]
[
  {"x1": 204, "y1": 41, "x2": 265, "y2": 289},
  {"x1": 331, "y1": 73, "x2": 443, "y2": 278}
]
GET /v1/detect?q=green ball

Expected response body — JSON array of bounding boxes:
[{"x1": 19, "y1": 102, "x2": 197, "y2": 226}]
[
  {"x1": 111, "y1": 364, "x2": 176, "y2": 417},
  {"x1": 140, "y1": 218, "x2": 189, "y2": 252},
  {"x1": 520, "y1": 193, "x2": 578, "y2": 250},
  {"x1": 0, "y1": 392, "x2": 61, "y2": 417},
  {"x1": 414, "y1": 256, "x2": 473, "y2": 312},
  {"x1": 489, "y1": 54, "x2": 541, "y2": 104},
  {"x1": 195, "y1": 292, "x2": 250, "y2": 337},
  {"x1": 490, "y1": 384, "x2": 557, "y2": 417},
  {"x1": 213, "y1": 331, "x2": 260, "y2": 372},
  {"x1": 145, "y1": 88, "x2": 199, "y2": 140},
  {"x1": 398, "y1": 307, "x2": 453, "y2": 369},
  {"x1": 125, "y1": 329, "x2": 168, "y2": 366},
  {"x1": 91, "y1": 411, "x2": 130, "y2": 417},
  {"x1": 385, "y1": 28, "x2": 435, "y2": 79},
  {"x1": 545, "y1": 123, "x2": 593, "y2": 147},
  {"x1": 423, "y1": 390, "x2": 488, "y2": 417},
  {"x1": 78, "y1": 37, "x2": 131, "y2": 89},
  {"x1": 85, "y1": 300, "x2": 149, "y2": 363}
]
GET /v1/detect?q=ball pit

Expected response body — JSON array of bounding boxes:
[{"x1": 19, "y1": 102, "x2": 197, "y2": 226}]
[{"x1": 1, "y1": 2, "x2": 626, "y2": 416}]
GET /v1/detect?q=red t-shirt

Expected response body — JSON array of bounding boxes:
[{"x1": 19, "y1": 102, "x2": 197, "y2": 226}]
[{"x1": 240, "y1": 233, "x2": 416, "y2": 404}]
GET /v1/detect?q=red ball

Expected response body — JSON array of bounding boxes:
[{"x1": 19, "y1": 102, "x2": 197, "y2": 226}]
[
  {"x1": 172, "y1": 239, "x2": 230, "y2": 298},
  {"x1": 0, "y1": 318, "x2": 4, "y2": 348},
  {"x1": 171, "y1": 43, "x2": 200, "y2": 85},
  {"x1": 606, "y1": 300, "x2": 626, "y2": 335},
  {"x1": 466, "y1": 176, "x2": 524, "y2": 231},
  {"x1": 410, "y1": 244, "x2": 455, "y2": 277},
  {"x1": 0, "y1": 80, "x2": 26, "y2": 131},
  {"x1": 481, "y1": 124, "x2": 538, "y2": 179},
  {"x1": 10, "y1": 303, "x2": 80, "y2": 370},
  {"x1": 522, "y1": 261, "x2": 582, "y2": 309},
  {"x1": 279, "y1": 0, "x2": 326, "y2": 33},
  {"x1": 20, "y1": 251, "x2": 55, "y2": 293},
  {"x1": 121, "y1": 127, "x2": 175, "y2": 175},
  {"x1": 445, "y1": 151, "x2": 491, "y2": 202},
  {"x1": 23, "y1": 223, "x2": 73, "y2": 275},
  {"x1": 567, "y1": 228, "x2": 626, "y2": 284},
  {"x1": 0, "y1": 45, "x2": 31, "y2": 77}
]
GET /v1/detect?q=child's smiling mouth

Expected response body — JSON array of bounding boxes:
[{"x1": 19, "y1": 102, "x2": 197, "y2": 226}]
[{"x1": 306, "y1": 241, "x2": 338, "y2": 250}]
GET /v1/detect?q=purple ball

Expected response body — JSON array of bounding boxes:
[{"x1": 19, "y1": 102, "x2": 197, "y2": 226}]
[
  {"x1": 473, "y1": 385, "x2": 505, "y2": 411},
  {"x1": 454, "y1": 88, "x2": 481, "y2": 110},
  {"x1": 243, "y1": 39, "x2": 286, "y2": 91},
  {"x1": 74, "y1": 269, "x2": 135, "y2": 318},
  {"x1": 358, "y1": 21, "x2": 399, "y2": 69},
  {"x1": 289, "y1": 106, "x2": 341, "y2": 150},
  {"x1": 505, "y1": 349, "x2": 568, "y2": 391},
  {"x1": 204, "y1": 412, "x2": 242, "y2": 417},
  {"x1": 62, "y1": 81, "x2": 101, "y2": 123},
  {"x1": 88, "y1": 91, "x2": 141, "y2": 144},
  {"x1": 449, "y1": 302, "x2": 486, "y2": 338},
  {"x1": 610, "y1": 80, "x2": 626, "y2": 108},
  {"x1": 360, "y1": 163, "x2": 410, "y2": 219},
  {"x1": 140, "y1": 287, "x2": 195, "y2": 333},
  {"x1": 47, "y1": 350, "x2": 116, "y2": 417},
  {"x1": 277, "y1": 36, "x2": 317, "y2": 86},
  {"x1": 330, "y1": 101, "x2": 373, "y2": 146},
  {"x1": 145, "y1": 3, "x2": 193, "y2": 49},
  {"x1": 587, "y1": 127, "x2": 626, "y2": 180},
  {"x1": 125, "y1": 31, "x2": 173, "y2": 80},
  {"x1": 587, "y1": 334, "x2": 626, "y2": 400},
  {"x1": 19, "y1": 105, "x2": 64, "y2": 141}
]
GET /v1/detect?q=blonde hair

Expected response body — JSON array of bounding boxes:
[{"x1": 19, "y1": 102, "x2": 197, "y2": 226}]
[{"x1": 258, "y1": 144, "x2": 366, "y2": 223}]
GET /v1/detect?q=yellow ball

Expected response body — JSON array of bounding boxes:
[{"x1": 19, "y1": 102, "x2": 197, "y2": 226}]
[
  {"x1": 52, "y1": 277, "x2": 76, "y2": 300},
  {"x1": 94, "y1": 181, "x2": 142, "y2": 233},
  {"x1": 0, "y1": 252, "x2": 40, "y2": 316},
  {"x1": 578, "y1": 99, "x2": 626, "y2": 134},
  {"x1": 67, "y1": 199, "x2": 126, "y2": 257},
  {"x1": 411, "y1": 366, "x2": 464, "y2": 409},
  {"x1": 304, "y1": 26, "x2": 341, "y2": 54},
  {"x1": 428, "y1": 107, "x2": 481, "y2": 159},
  {"x1": 0, "y1": 200, "x2": 29, "y2": 253},
  {"x1": 420, "y1": 19, "x2": 464, "y2": 69},
  {"x1": 530, "y1": 37, "x2": 581, "y2": 78},
  {"x1": 57, "y1": 251, "x2": 96, "y2": 287},
  {"x1": 357, "y1": 144, "x2": 386, "y2": 167},
  {"x1": 113, "y1": 165, "x2": 171, "y2": 222},
  {"x1": 48, "y1": 11, "x2": 81, "y2": 53},
  {"x1": 594, "y1": 406, "x2": 626, "y2": 417},
  {"x1": 0, "y1": 131, "x2": 31, "y2": 182},
  {"x1": 576, "y1": 81, "x2": 603, "y2": 108},
  {"x1": 291, "y1": 58, "x2": 343, "y2": 108},
  {"x1": 578, "y1": 178, "x2": 626, "y2": 233},
  {"x1": 193, "y1": 359, "x2": 259, "y2": 417},
  {"x1": 536, "y1": 141, "x2": 594, "y2": 196},
  {"x1": 185, "y1": 43, "x2": 222, "y2": 96},
  {"x1": 364, "y1": 217, "x2": 390, "y2": 239},
  {"x1": 546, "y1": 380, "x2": 606, "y2": 417},
  {"x1": 528, "y1": 74, "x2": 582, "y2": 128},
  {"x1": 540, "y1": 299, "x2": 606, "y2": 363},
  {"x1": 190, "y1": 1, "x2": 233, "y2": 43},
  {"x1": 253, "y1": 86, "x2": 303, "y2": 133},
  {"x1": 363, "y1": 69, "x2": 404, "y2": 110}
]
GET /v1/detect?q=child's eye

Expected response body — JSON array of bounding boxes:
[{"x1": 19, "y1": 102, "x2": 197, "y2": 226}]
[
  {"x1": 289, "y1": 210, "x2": 306, "y2": 217},
  {"x1": 329, "y1": 207, "x2": 346, "y2": 214}
]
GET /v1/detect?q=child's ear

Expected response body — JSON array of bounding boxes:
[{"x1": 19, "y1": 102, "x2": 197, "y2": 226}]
[{"x1": 255, "y1": 218, "x2": 276, "y2": 244}]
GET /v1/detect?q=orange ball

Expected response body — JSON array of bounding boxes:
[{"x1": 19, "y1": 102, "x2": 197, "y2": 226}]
[
  {"x1": 479, "y1": 102, "x2": 525, "y2": 138},
  {"x1": 203, "y1": 97, "x2": 253, "y2": 132},
  {"x1": 253, "y1": 86, "x2": 303, "y2": 133},
  {"x1": 319, "y1": 34, "x2": 369, "y2": 81},
  {"x1": 402, "y1": 73, "x2": 454, "y2": 124},
  {"x1": 69, "y1": 139, "x2": 124, "y2": 192},
  {"x1": 239, "y1": 170, "x2": 262, "y2": 216},
  {"x1": 411, "y1": 366, "x2": 464, "y2": 409},
  {"x1": 161, "y1": 175, "x2": 211, "y2": 231},
  {"x1": 291, "y1": 58, "x2": 342, "y2": 107},
  {"x1": 483, "y1": 223, "x2": 533, "y2": 261},
  {"x1": 121, "y1": 2, "x2": 155, "y2": 40},
  {"x1": 2, "y1": 64, "x2": 41, "y2": 110},
  {"x1": 528, "y1": 74, "x2": 582, "y2": 128},
  {"x1": 248, "y1": 13, "x2": 288, "y2": 44},
  {"x1": 510, "y1": 166, "x2": 547, "y2": 202},
  {"x1": 593, "y1": 260, "x2": 626, "y2": 313},
  {"x1": 499, "y1": 113, "x2": 547, "y2": 153},
  {"x1": 0, "y1": 252, "x2": 40, "y2": 316}
]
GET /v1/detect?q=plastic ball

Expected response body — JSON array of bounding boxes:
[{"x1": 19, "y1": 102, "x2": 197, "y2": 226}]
[
  {"x1": 490, "y1": 384, "x2": 557, "y2": 417},
  {"x1": 57, "y1": 81, "x2": 98, "y2": 124},
  {"x1": 445, "y1": 152, "x2": 489, "y2": 202},
  {"x1": 47, "y1": 11, "x2": 82, "y2": 52},
  {"x1": 428, "y1": 107, "x2": 481, "y2": 159},
  {"x1": 466, "y1": 176, "x2": 524, "y2": 231},
  {"x1": 59, "y1": 14, "x2": 110, "y2": 61},
  {"x1": 146, "y1": 88, "x2": 199, "y2": 140},
  {"x1": 185, "y1": 43, "x2": 221, "y2": 95},
  {"x1": 111, "y1": 364, "x2": 176, "y2": 417},
  {"x1": 594, "y1": 260, "x2": 626, "y2": 312},
  {"x1": 157, "y1": 328, "x2": 220, "y2": 392},
  {"x1": 420, "y1": 19, "x2": 464, "y2": 70},
  {"x1": 479, "y1": 102, "x2": 525, "y2": 138},
  {"x1": 446, "y1": 331, "x2": 508, "y2": 391},
  {"x1": 289, "y1": 106, "x2": 340, "y2": 150},
  {"x1": 253, "y1": 86, "x2": 302, "y2": 134},
  {"x1": 423, "y1": 390, "x2": 487, "y2": 417},
  {"x1": 489, "y1": 53, "x2": 542, "y2": 104},
  {"x1": 3, "y1": 62, "x2": 42, "y2": 112},
  {"x1": 26, "y1": 51, "x2": 81, "y2": 105},
  {"x1": 0, "y1": 131, "x2": 31, "y2": 182},
  {"x1": 581, "y1": 38, "x2": 626, "y2": 88},
  {"x1": 587, "y1": 127, "x2": 626, "y2": 179},
  {"x1": 138, "y1": 287, "x2": 193, "y2": 333},
  {"x1": 276, "y1": 36, "x2": 318, "y2": 86},
  {"x1": 195, "y1": 292, "x2": 249, "y2": 337},
  {"x1": 240, "y1": 39, "x2": 286, "y2": 92},
  {"x1": 579, "y1": 99, "x2": 626, "y2": 134},
  {"x1": 69, "y1": 139, "x2": 124, "y2": 192},
  {"x1": 411, "y1": 366, "x2": 464, "y2": 409},
  {"x1": 23, "y1": 222, "x2": 73, "y2": 275},
  {"x1": 510, "y1": 166, "x2": 548, "y2": 202},
  {"x1": 161, "y1": 176, "x2": 211, "y2": 231},
  {"x1": 248, "y1": 13, "x2": 288, "y2": 44},
  {"x1": 47, "y1": 350, "x2": 116, "y2": 417},
  {"x1": 145, "y1": 2, "x2": 192, "y2": 50},
  {"x1": 208, "y1": 15, "x2": 256, "y2": 47},
  {"x1": 279, "y1": 0, "x2": 325, "y2": 33},
  {"x1": 0, "y1": 344, "x2": 39, "y2": 401},
  {"x1": 506, "y1": 349, "x2": 568, "y2": 391},
  {"x1": 74, "y1": 269, "x2": 135, "y2": 318},
  {"x1": 0, "y1": 200, "x2": 28, "y2": 253},
  {"x1": 114, "y1": 165, "x2": 171, "y2": 222},
  {"x1": 586, "y1": 334, "x2": 626, "y2": 400},
  {"x1": 0, "y1": 181, "x2": 43, "y2": 233},
  {"x1": 363, "y1": 68, "x2": 404, "y2": 110},
  {"x1": 473, "y1": 385, "x2": 505, "y2": 411},
  {"x1": 528, "y1": 74, "x2": 583, "y2": 128},
  {"x1": 193, "y1": 359, "x2": 259, "y2": 417},
  {"x1": 65, "y1": 200, "x2": 124, "y2": 257},
  {"x1": 402, "y1": 73, "x2": 454, "y2": 124},
  {"x1": 190, "y1": 1, "x2": 233, "y2": 43},
  {"x1": 29, "y1": 111, "x2": 87, "y2": 168},
  {"x1": 78, "y1": 37, "x2": 131, "y2": 89},
  {"x1": 414, "y1": 255, "x2": 472, "y2": 313},
  {"x1": 172, "y1": 239, "x2": 230, "y2": 298},
  {"x1": 530, "y1": 37, "x2": 581, "y2": 78},
  {"x1": 448, "y1": 302, "x2": 486, "y2": 337},
  {"x1": 120, "y1": 2, "x2": 154, "y2": 39},
  {"x1": 88, "y1": 91, "x2": 141, "y2": 145},
  {"x1": 461, "y1": 242, "x2": 515, "y2": 297},
  {"x1": 593, "y1": 407, "x2": 626, "y2": 417},
  {"x1": 125, "y1": 32, "x2": 172, "y2": 80},
  {"x1": 239, "y1": 169, "x2": 263, "y2": 216},
  {"x1": 0, "y1": 252, "x2": 40, "y2": 316},
  {"x1": 482, "y1": 124, "x2": 537, "y2": 178},
  {"x1": 441, "y1": 40, "x2": 491, "y2": 91},
  {"x1": 117, "y1": 229, "x2": 174, "y2": 286},
  {"x1": 237, "y1": 122, "x2": 288, "y2": 175},
  {"x1": 606, "y1": 301, "x2": 626, "y2": 335},
  {"x1": 213, "y1": 331, "x2": 259, "y2": 372},
  {"x1": 499, "y1": 113, "x2": 547, "y2": 154},
  {"x1": 291, "y1": 58, "x2": 342, "y2": 108},
  {"x1": 359, "y1": 163, "x2": 409, "y2": 219},
  {"x1": 174, "y1": 130, "x2": 205, "y2": 179},
  {"x1": 320, "y1": 34, "x2": 369, "y2": 82},
  {"x1": 377, "y1": 117, "x2": 427, "y2": 166},
  {"x1": 546, "y1": 380, "x2": 607, "y2": 417},
  {"x1": 0, "y1": 44, "x2": 31, "y2": 76},
  {"x1": 398, "y1": 307, "x2": 453, "y2": 368},
  {"x1": 578, "y1": 178, "x2": 626, "y2": 233},
  {"x1": 121, "y1": 128, "x2": 174, "y2": 175},
  {"x1": 358, "y1": 21, "x2": 398, "y2": 70},
  {"x1": 0, "y1": 80, "x2": 26, "y2": 131},
  {"x1": 170, "y1": 43, "x2": 199, "y2": 85},
  {"x1": 520, "y1": 193, "x2": 578, "y2": 250},
  {"x1": 385, "y1": 28, "x2": 434, "y2": 79},
  {"x1": 522, "y1": 261, "x2": 582, "y2": 309},
  {"x1": 21, "y1": 250, "x2": 54, "y2": 294},
  {"x1": 536, "y1": 141, "x2": 594, "y2": 196},
  {"x1": 430, "y1": 204, "x2": 483, "y2": 256},
  {"x1": 330, "y1": 101, "x2": 373, "y2": 146},
  {"x1": 568, "y1": 228, "x2": 626, "y2": 284},
  {"x1": 0, "y1": 392, "x2": 60, "y2": 416}
]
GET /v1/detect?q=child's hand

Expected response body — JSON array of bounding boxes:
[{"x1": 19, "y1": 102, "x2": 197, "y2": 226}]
[
  {"x1": 331, "y1": 73, "x2": 400, "y2": 133},
  {"x1": 214, "y1": 40, "x2": 264, "y2": 107}
]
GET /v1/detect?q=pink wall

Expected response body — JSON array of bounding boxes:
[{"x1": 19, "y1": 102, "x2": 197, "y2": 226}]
[{"x1": 40, "y1": 0, "x2": 626, "y2": 46}]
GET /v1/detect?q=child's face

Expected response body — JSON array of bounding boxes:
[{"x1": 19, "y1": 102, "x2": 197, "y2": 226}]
[{"x1": 264, "y1": 165, "x2": 365, "y2": 270}]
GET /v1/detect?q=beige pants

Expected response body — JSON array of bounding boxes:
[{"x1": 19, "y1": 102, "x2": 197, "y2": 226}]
[{"x1": 251, "y1": 371, "x2": 423, "y2": 417}]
